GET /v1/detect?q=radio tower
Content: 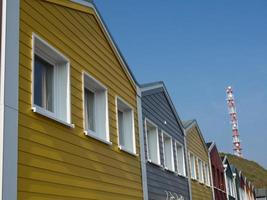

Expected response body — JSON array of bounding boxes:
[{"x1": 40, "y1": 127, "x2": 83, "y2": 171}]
[{"x1": 226, "y1": 86, "x2": 242, "y2": 157}]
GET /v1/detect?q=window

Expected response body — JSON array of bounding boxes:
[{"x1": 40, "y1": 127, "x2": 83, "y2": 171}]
[
  {"x1": 32, "y1": 34, "x2": 71, "y2": 125},
  {"x1": 34, "y1": 55, "x2": 54, "y2": 112},
  {"x1": 228, "y1": 178, "x2": 233, "y2": 196},
  {"x1": 230, "y1": 179, "x2": 235, "y2": 197},
  {"x1": 145, "y1": 119, "x2": 160, "y2": 164},
  {"x1": 205, "y1": 163, "x2": 211, "y2": 186},
  {"x1": 162, "y1": 133, "x2": 174, "y2": 171},
  {"x1": 117, "y1": 97, "x2": 135, "y2": 154},
  {"x1": 189, "y1": 153, "x2": 196, "y2": 179},
  {"x1": 175, "y1": 142, "x2": 185, "y2": 176},
  {"x1": 198, "y1": 158, "x2": 204, "y2": 183},
  {"x1": 83, "y1": 73, "x2": 109, "y2": 143}
]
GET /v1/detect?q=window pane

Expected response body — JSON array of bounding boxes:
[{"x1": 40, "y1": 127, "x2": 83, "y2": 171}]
[
  {"x1": 206, "y1": 164, "x2": 210, "y2": 185},
  {"x1": 34, "y1": 55, "x2": 43, "y2": 107},
  {"x1": 34, "y1": 55, "x2": 54, "y2": 112},
  {"x1": 118, "y1": 110, "x2": 124, "y2": 146},
  {"x1": 84, "y1": 88, "x2": 95, "y2": 131},
  {"x1": 163, "y1": 135, "x2": 173, "y2": 170},
  {"x1": 190, "y1": 154, "x2": 195, "y2": 178},
  {"x1": 147, "y1": 122, "x2": 159, "y2": 163},
  {"x1": 198, "y1": 160, "x2": 203, "y2": 182},
  {"x1": 176, "y1": 144, "x2": 184, "y2": 175},
  {"x1": 45, "y1": 62, "x2": 53, "y2": 111}
]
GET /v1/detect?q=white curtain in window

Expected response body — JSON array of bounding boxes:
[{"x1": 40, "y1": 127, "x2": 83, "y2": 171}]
[
  {"x1": 190, "y1": 154, "x2": 196, "y2": 178},
  {"x1": 176, "y1": 144, "x2": 184, "y2": 175},
  {"x1": 147, "y1": 124, "x2": 159, "y2": 163},
  {"x1": 84, "y1": 88, "x2": 95, "y2": 131},
  {"x1": 118, "y1": 110, "x2": 125, "y2": 146},
  {"x1": 34, "y1": 55, "x2": 54, "y2": 112},
  {"x1": 163, "y1": 135, "x2": 173, "y2": 170}
]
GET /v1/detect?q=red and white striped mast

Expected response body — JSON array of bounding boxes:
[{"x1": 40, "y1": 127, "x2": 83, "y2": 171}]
[{"x1": 226, "y1": 86, "x2": 242, "y2": 157}]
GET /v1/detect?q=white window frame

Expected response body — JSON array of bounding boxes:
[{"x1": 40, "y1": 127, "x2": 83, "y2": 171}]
[
  {"x1": 189, "y1": 152, "x2": 197, "y2": 180},
  {"x1": 116, "y1": 96, "x2": 136, "y2": 155},
  {"x1": 162, "y1": 131, "x2": 175, "y2": 172},
  {"x1": 175, "y1": 140, "x2": 186, "y2": 176},
  {"x1": 197, "y1": 158, "x2": 204, "y2": 183},
  {"x1": 145, "y1": 118, "x2": 160, "y2": 165},
  {"x1": 82, "y1": 72, "x2": 110, "y2": 145},
  {"x1": 31, "y1": 33, "x2": 73, "y2": 128},
  {"x1": 205, "y1": 162, "x2": 211, "y2": 186}
]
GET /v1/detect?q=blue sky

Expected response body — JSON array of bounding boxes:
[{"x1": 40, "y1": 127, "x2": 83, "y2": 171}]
[{"x1": 95, "y1": 0, "x2": 267, "y2": 168}]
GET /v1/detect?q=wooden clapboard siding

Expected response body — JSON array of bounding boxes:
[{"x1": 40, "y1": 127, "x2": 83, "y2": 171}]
[
  {"x1": 141, "y1": 86, "x2": 190, "y2": 200},
  {"x1": 210, "y1": 145, "x2": 227, "y2": 200},
  {"x1": 18, "y1": 0, "x2": 143, "y2": 199},
  {"x1": 187, "y1": 127, "x2": 209, "y2": 162},
  {"x1": 186, "y1": 125, "x2": 213, "y2": 200}
]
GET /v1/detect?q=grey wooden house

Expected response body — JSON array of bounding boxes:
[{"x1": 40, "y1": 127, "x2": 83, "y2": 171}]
[
  {"x1": 140, "y1": 82, "x2": 190, "y2": 200},
  {"x1": 222, "y1": 156, "x2": 237, "y2": 200}
]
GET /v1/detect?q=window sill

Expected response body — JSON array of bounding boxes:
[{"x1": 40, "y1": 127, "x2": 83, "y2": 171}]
[
  {"x1": 198, "y1": 181, "x2": 205, "y2": 185},
  {"x1": 164, "y1": 166, "x2": 176, "y2": 173},
  {"x1": 175, "y1": 172, "x2": 187, "y2": 178},
  {"x1": 191, "y1": 177, "x2": 198, "y2": 181},
  {"x1": 147, "y1": 159, "x2": 162, "y2": 168},
  {"x1": 118, "y1": 145, "x2": 138, "y2": 157},
  {"x1": 205, "y1": 184, "x2": 211, "y2": 188},
  {"x1": 84, "y1": 130, "x2": 112, "y2": 146},
  {"x1": 32, "y1": 106, "x2": 75, "y2": 128}
]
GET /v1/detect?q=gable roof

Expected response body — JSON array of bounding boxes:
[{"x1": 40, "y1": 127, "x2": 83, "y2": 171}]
[
  {"x1": 70, "y1": 0, "x2": 138, "y2": 89},
  {"x1": 183, "y1": 119, "x2": 209, "y2": 154},
  {"x1": 206, "y1": 141, "x2": 215, "y2": 152},
  {"x1": 182, "y1": 120, "x2": 194, "y2": 129},
  {"x1": 221, "y1": 156, "x2": 234, "y2": 175},
  {"x1": 140, "y1": 81, "x2": 184, "y2": 134}
]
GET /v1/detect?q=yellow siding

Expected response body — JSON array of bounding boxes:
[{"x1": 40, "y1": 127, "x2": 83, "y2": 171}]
[
  {"x1": 18, "y1": 0, "x2": 143, "y2": 199},
  {"x1": 186, "y1": 126, "x2": 213, "y2": 200}
]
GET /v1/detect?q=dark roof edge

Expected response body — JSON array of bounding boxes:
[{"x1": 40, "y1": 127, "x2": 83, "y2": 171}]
[
  {"x1": 183, "y1": 119, "x2": 209, "y2": 154},
  {"x1": 72, "y1": 0, "x2": 139, "y2": 86},
  {"x1": 140, "y1": 81, "x2": 185, "y2": 135},
  {"x1": 92, "y1": 2, "x2": 139, "y2": 85},
  {"x1": 206, "y1": 141, "x2": 216, "y2": 152}
]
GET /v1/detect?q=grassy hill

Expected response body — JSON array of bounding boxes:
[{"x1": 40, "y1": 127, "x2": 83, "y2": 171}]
[{"x1": 220, "y1": 153, "x2": 267, "y2": 189}]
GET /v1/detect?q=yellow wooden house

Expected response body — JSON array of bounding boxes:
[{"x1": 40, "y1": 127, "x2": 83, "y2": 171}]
[
  {"x1": 0, "y1": 0, "x2": 146, "y2": 199},
  {"x1": 183, "y1": 120, "x2": 214, "y2": 200}
]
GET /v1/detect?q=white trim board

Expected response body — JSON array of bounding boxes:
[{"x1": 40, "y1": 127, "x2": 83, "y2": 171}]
[
  {"x1": 136, "y1": 91, "x2": 148, "y2": 200},
  {"x1": 0, "y1": 0, "x2": 20, "y2": 199}
]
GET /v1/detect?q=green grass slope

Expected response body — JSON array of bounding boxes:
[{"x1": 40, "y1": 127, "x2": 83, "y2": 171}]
[{"x1": 220, "y1": 153, "x2": 267, "y2": 189}]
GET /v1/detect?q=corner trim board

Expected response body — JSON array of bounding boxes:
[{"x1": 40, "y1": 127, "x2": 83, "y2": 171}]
[
  {"x1": 137, "y1": 91, "x2": 148, "y2": 200},
  {"x1": 0, "y1": 0, "x2": 20, "y2": 199}
]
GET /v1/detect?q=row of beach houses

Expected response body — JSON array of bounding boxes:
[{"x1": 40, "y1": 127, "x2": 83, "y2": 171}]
[{"x1": 0, "y1": 0, "x2": 258, "y2": 199}]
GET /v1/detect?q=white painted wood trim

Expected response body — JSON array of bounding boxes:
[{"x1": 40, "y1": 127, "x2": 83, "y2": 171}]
[
  {"x1": 0, "y1": 0, "x2": 20, "y2": 199},
  {"x1": 184, "y1": 134, "x2": 192, "y2": 200},
  {"x1": 82, "y1": 71, "x2": 110, "y2": 143},
  {"x1": 32, "y1": 33, "x2": 72, "y2": 125},
  {"x1": 115, "y1": 96, "x2": 136, "y2": 155},
  {"x1": 144, "y1": 118, "x2": 161, "y2": 165},
  {"x1": 136, "y1": 91, "x2": 148, "y2": 200}
]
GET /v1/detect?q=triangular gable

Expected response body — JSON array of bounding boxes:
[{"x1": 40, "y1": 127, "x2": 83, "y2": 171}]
[
  {"x1": 47, "y1": 0, "x2": 138, "y2": 91},
  {"x1": 141, "y1": 81, "x2": 184, "y2": 135},
  {"x1": 222, "y1": 156, "x2": 234, "y2": 175},
  {"x1": 183, "y1": 119, "x2": 209, "y2": 154},
  {"x1": 207, "y1": 141, "x2": 215, "y2": 152},
  {"x1": 91, "y1": 3, "x2": 138, "y2": 91}
]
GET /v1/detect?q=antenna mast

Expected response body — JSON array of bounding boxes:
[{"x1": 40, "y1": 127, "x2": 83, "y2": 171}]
[{"x1": 226, "y1": 86, "x2": 242, "y2": 157}]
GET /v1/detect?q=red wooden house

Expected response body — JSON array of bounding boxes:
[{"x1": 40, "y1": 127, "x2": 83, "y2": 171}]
[{"x1": 207, "y1": 142, "x2": 227, "y2": 200}]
